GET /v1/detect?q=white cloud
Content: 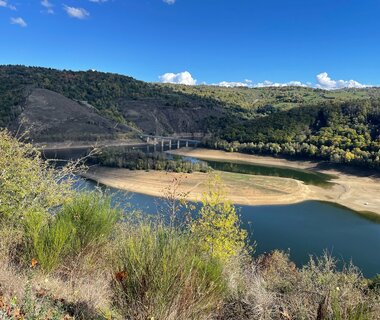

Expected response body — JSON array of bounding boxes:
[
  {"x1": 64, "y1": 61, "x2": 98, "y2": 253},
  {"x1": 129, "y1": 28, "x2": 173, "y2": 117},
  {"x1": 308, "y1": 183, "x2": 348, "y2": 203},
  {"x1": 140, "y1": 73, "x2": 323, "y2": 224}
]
[
  {"x1": 158, "y1": 71, "x2": 372, "y2": 90},
  {"x1": 64, "y1": 5, "x2": 89, "y2": 19},
  {"x1": 159, "y1": 71, "x2": 196, "y2": 85},
  {"x1": 213, "y1": 79, "x2": 307, "y2": 88},
  {"x1": 0, "y1": 0, "x2": 16, "y2": 10},
  {"x1": 163, "y1": 0, "x2": 176, "y2": 4},
  {"x1": 41, "y1": 0, "x2": 54, "y2": 14},
  {"x1": 213, "y1": 74, "x2": 368, "y2": 90},
  {"x1": 316, "y1": 72, "x2": 367, "y2": 90},
  {"x1": 215, "y1": 79, "x2": 253, "y2": 88},
  {"x1": 255, "y1": 80, "x2": 307, "y2": 88},
  {"x1": 10, "y1": 17, "x2": 27, "y2": 27}
]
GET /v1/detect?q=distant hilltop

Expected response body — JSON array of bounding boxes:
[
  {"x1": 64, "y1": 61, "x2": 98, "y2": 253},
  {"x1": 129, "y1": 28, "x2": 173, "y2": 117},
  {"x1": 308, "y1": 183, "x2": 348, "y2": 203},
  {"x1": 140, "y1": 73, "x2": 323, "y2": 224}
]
[{"x1": 0, "y1": 65, "x2": 379, "y2": 168}]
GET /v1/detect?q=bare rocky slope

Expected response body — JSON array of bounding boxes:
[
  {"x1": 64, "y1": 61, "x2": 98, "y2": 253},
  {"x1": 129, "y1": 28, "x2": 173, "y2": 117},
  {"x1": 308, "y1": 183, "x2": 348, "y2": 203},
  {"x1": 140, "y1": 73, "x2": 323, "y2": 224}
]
[
  {"x1": 0, "y1": 65, "x2": 227, "y2": 142},
  {"x1": 1, "y1": 65, "x2": 380, "y2": 169},
  {"x1": 9, "y1": 88, "x2": 133, "y2": 142}
]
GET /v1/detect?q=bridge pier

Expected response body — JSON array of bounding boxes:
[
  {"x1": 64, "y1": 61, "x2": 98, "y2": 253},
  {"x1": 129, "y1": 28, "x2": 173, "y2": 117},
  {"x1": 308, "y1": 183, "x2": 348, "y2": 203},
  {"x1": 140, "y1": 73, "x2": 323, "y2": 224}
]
[{"x1": 142, "y1": 135, "x2": 200, "y2": 151}]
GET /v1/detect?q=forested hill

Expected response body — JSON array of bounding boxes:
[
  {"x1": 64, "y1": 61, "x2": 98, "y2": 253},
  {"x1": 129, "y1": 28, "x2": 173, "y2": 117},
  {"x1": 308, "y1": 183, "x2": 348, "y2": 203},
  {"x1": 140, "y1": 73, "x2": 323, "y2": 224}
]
[
  {"x1": 206, "y1": 101, "x2": 380, "y2": 168},
  {"x1": 0, "y1": 65, "x2": 229, "y2": 140},
  {"x1": 1, "y1": 65, "x2": 380, "y2": 168}
]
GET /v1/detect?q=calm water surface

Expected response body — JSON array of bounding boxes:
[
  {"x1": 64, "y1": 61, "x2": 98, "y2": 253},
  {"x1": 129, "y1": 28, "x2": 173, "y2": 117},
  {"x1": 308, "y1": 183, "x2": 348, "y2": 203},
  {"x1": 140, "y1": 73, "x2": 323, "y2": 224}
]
[
  {"x1": 201, "y1": 158, "x2": 335, "y2": 187},
  {"x1": 78, "y1": 179, "x2": 380, "y2": 278},
  {"x1": 47, "y1": 146, "x2": 380, "y2": 278}
]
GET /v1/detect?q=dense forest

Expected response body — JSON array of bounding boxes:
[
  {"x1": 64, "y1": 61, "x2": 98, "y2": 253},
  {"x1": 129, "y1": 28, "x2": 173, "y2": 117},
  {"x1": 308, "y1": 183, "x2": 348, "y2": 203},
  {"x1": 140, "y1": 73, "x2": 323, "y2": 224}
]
[
  {"x1": 1, "y1": 65, "x2": 380, "y2": 168},
  {"x1": 0, "y1": 65, "x2": 224, "y2": 128},
  {"x1": 204, "y1": 101, "x2": 380, "y2": 168}
]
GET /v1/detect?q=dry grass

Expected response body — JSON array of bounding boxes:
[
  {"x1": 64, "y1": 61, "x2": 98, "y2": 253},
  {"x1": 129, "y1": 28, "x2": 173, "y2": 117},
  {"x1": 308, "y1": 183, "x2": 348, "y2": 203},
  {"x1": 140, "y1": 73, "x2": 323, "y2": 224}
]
[
  {"x1": 0, "y1": 226, "x2": 114, "y2": 319},
  {"x1": 219, "y1": 251, "x2": 380, "y2": 320},
  {"x1": 1, "y1": 225, "x2": 379, "y2": 320}
]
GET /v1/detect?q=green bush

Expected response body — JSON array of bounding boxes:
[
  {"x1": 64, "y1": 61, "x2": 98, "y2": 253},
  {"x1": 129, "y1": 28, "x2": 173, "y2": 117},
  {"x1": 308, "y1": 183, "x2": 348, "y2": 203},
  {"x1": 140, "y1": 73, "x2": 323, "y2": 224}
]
[
  {"x1": 112, "y1": 222, "x2": 226, "y2": 319},
  {"x1": 369, "y1": 274, "x2": 380, "y2": 292},
  {"x1": 0, "y1": 130, "x2": 73, "y2": 226},
  {"x1": 24, "y1": 192, "x2": 120, "y2": 272},
  {"x1": 59, "y1": 192, "x2": 120, "y2": 254},
  {"x1": 24, "y1": 210, "x2": 73, "y2": 272}
]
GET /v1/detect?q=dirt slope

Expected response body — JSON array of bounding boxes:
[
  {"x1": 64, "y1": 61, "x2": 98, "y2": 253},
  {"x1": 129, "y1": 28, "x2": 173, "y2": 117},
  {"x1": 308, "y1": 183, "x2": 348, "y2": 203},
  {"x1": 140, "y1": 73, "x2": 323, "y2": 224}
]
[{"x1": 11, "y1": 89, "x2": 133, "y2": 142}]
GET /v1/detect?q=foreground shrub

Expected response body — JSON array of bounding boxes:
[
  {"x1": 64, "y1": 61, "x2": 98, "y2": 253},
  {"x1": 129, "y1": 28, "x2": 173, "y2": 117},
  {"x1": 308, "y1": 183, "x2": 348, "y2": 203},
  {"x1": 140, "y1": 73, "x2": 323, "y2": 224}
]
[
  {"x1": 112, "y1": 222, "x2": 227, "y2": 319},
  {"x1": 24, "y1": 192, "x2": 120, "y2": 272},
  {"x1": 191, "y1": 176, "x2": 248, "y2": 262},
  {"x1": 59, "y1": 192, "x2": 120, "y2": 254},
  {"x1": 0, "y1": 130, "x2": 73, "y2": 226},
  {"x1": 24, "y1": 210, "x2": 74, "y2": 273}
]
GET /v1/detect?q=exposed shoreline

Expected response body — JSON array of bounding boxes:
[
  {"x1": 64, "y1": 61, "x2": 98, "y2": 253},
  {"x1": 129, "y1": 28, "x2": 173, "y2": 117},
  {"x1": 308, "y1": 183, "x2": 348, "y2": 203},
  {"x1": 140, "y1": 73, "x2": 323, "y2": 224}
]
[
  {"x1": 168, "y1": 148, "x2": 380, "y2": 216},
  {"x1": 82, "y1": 168, "x2": 311, "y2": 206},
  {"x1": 82, "y1": 148, "x2": 380, "y2": 217}
]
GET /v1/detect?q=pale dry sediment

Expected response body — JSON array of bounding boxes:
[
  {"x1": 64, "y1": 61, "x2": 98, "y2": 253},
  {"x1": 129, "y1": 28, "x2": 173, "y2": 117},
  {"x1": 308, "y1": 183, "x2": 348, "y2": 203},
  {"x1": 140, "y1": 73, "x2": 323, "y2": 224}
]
[
  {"x1": 168, "y1": 148, "x2": 380, "y2": 215},
  {"x1": 83, "y1": 168, "x2": 312, "y2": 206}
]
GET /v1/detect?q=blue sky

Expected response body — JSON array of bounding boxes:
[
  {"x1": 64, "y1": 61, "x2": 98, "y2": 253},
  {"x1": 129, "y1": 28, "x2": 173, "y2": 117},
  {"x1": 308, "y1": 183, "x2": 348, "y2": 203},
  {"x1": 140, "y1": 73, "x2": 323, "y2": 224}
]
[{"x1": 1, "y1": 0, "x2": 380, "y2": 89}]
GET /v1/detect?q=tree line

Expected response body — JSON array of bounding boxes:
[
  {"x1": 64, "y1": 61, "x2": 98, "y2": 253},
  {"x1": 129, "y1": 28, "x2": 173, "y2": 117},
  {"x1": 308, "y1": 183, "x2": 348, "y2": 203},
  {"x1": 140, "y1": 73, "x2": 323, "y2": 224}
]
[
  {"x1": 204, "y1": 100, "x2": 380, "y2": 168},
  {"x1": 96, "y1": 148, "x2": 210, "y2": 173}
]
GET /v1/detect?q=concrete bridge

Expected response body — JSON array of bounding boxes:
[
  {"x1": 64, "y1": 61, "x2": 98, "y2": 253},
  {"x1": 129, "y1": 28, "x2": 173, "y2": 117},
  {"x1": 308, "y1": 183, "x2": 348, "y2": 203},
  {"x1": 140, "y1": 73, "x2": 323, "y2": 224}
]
[{"x1": 140, "y1": 134, "x2": 201, "y2": 151}]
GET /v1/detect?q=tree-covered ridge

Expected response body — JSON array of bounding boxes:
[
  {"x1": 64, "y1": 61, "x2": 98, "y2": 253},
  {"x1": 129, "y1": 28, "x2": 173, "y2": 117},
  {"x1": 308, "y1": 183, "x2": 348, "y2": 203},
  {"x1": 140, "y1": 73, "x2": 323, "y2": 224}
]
[
  {"x1": 164, "y1": 83, "x2": 380, "y2": 114},
  {"x1": 0, "y1": 65, "x2": 224, "y2": 126},
  {"x1": 1, "y1": 65, "x2": 380, "y2": 168},
  {"x1": 96, "y1": 148, "x2": 210, "y2": 173},
  {"x1": 2, "y1": 64, "x2": 380, "y2": 128},
  {"x1": 206, "y1": 100, "x2": 380, "y2": 168}
]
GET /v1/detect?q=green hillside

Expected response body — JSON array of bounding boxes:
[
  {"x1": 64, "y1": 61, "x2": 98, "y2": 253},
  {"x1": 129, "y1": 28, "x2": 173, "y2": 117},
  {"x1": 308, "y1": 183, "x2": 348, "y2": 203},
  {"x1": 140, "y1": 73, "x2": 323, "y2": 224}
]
[
  {"x1": 1, "y1": 65, "x2": 380, "y2": 168},
  {"x1": 204, "y1": 100, "x2": 380, "y2": 168}
]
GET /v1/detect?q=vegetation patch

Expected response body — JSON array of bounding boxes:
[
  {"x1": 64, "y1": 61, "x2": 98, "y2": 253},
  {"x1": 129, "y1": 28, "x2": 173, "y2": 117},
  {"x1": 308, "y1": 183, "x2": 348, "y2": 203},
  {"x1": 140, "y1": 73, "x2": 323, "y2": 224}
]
[{"x1": 0, "y1": 131, "x2": 379, "y2": 319}]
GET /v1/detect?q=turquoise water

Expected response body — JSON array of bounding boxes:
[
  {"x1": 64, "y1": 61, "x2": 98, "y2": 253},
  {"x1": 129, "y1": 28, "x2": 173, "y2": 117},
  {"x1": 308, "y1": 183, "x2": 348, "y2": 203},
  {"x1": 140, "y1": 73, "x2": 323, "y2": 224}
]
[
  {"x1": 172, "y1": 154, "x2": 334, "y2": 187},
  {"x1": 200, "y1": 158, "x2": 335, "y2": 187},
  {"x1": 79, "y1": 179, "x2": 380, "y2": 278},
  {"x1": 43, "y1": 146, "x2": 334, "y2": 186},
  {"x1": 46, "y1": 146, "x2": 380, "y2": 278}
]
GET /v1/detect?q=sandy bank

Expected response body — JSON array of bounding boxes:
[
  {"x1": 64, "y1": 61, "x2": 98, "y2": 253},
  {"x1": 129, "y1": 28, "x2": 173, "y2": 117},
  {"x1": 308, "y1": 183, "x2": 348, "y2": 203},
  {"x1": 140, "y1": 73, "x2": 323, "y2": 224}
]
[
  {"x1": 83, "y1": 168, "x2": 310, "y2": 206},
  {"x1": 168, "y1": 148, "x2": 322, "y2": 170},
  {"x1": 168, "y1": 148, "x2": 380, "y2": 216}
]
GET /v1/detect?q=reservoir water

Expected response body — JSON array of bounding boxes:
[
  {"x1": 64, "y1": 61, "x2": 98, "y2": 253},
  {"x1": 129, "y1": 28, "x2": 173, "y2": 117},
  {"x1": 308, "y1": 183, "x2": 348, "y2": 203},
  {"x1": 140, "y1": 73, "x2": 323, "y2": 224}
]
[
  {"x1": 176, "y1": 156, "x2": 334, "y2": 187},
  {"x1": 77, "y1": 179, "x2": 380, "y2": 278},
  {"x1": 45, "y1": 146, "x2": 380, "y2": 278}
]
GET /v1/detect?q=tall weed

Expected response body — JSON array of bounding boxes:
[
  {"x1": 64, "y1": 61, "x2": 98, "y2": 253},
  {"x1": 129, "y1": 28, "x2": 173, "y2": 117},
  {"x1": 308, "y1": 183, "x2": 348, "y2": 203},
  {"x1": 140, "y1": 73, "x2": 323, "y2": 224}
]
[
  {"x1": 24, "y1": 192, "x2": 120, "y2": 272},
  {"x1": 112, "y1": 222, "x2": 226, "y2": 319}
]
